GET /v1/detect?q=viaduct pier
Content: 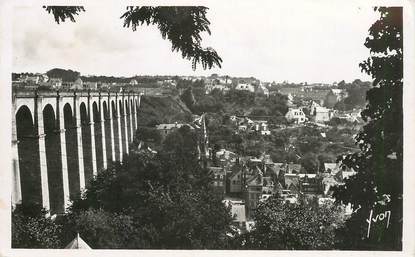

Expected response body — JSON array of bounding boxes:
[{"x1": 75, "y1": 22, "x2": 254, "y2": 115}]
[{"x1": 12, "y1": 89, "x2": 142, "y2": 214}]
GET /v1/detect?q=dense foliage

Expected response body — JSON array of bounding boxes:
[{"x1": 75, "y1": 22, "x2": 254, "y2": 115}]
[
  {"x1": 137, "y1": 95, "x2": 192, "y2": 126},
  {"x1": 135, "y1": 126, "x2": 162, "y2": 145},
  {"x1": 46, "y1": 68, "x2": 80, "y2": 82},
  {"x1": 334, "y1": 79, "x2": 372, "y2": 111},
  {"x1": 238, "y1": 196, "x2": 345, "y2": 249},
  {"x1": 180, "y1": 87, "x2": 197, "y2": 111},
  {"x1": 58, "y1": 126, "x2": 234, "y2": 249},
  {"x1": 333, "y1": 7, "x2": 403, "y2": 250},
  {"x1": 187, "y1": 88, "x2": 288, "y2": 117},
  {"x1": 12, "y1": 204, "x2": 62, "y2": 248}
]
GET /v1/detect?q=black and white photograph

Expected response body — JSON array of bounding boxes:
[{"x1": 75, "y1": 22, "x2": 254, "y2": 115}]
[{"x1": 2, "y1": 0, "x2": 414, "y2": 254}]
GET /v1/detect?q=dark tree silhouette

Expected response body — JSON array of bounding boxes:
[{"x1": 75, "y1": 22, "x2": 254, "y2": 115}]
[
  {"x1": 43, "y1": 6, "x2": 85, "y2": 24},
  {"x1": 43, "y1": 6, "x2": 222, "y2": 70},
  {"x1": 180, "y1": 86, "x2": 196, "y2": 111},
  {"x1": 46, "y1": 68, "x2": 80, "y2": 82},
  {"x1": 333, "y1": 7, "x2": 403, "y2": 250}
]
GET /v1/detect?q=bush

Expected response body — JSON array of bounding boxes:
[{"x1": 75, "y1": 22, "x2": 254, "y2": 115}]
[
  {"x1": 12, "y1": 203, "x2": 62, "y2": 248},
  {"x1": 240, "y1": 196, "x2": 344, "y2": 250}
]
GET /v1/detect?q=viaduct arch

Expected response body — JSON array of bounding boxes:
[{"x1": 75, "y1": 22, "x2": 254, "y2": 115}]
[{"x1": 12, "y1": 90, "x2": 141, "y2": 214}]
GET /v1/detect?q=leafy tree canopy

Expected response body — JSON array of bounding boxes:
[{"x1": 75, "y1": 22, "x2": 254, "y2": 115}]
[
  {"x1": 333, "y1": 7, "x2": 403, "y2": 250},
  {"x1": 46, "y1": 68, "x2": 80, "y2": 82},
  {"x1": 62, "y1": 126, "x2": 233, "y2": 249},
  {"x1": 12, "y1": 203, "x2": 63, "y2": 248},
  {"x1": 239, "y1": 196, "x2": 345, "y2": 250}
]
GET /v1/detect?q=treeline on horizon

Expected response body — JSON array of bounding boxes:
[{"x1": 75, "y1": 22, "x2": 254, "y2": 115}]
[{"x1": 12, "y1": 68, "x2": 371, "y2": 87}]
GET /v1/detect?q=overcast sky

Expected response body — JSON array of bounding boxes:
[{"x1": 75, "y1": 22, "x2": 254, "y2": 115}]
[{"x1": 12, "y1": 2, "x2": 379, "y2": 83}]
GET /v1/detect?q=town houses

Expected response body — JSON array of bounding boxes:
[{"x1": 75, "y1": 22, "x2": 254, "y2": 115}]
[
  {"x1": 285, "y1": 108, "x2": 307, "y2": 123},
  {"x1": 206, "y1": 148, "x2": 357, "y2": 233},
  {"x1": 13, "y1": 70, "x2": 366, "y2": 235},
  {"x1": 235, "y1": 83, "x2": 255, "y2": 93}
]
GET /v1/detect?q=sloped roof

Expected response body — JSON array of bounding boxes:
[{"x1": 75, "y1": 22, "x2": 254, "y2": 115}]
[
  {"x1": 265, "y1": 163, "x2": 282, "y2": 176},
  {"x1": 246, "y1": 174, "x2": 262, "y2": 186},
  {"x1": 64, "y1": 233, "x2": 92, "y2": 249},
  {"x1": 284, "y1": 174, "x2": 299, "y2": 188},
  {"x1": 288, "y1": 183, "x2": 299, "y2": 192},
  {"x1": 208, "y1": 166, "x2": 225, "y2": 175},
  {"x1": 229, "y1": 164, "x2": 243, "y2": 179},
  {"x1": 274, "y1": 181, "x2": 284, "y2": 191}
]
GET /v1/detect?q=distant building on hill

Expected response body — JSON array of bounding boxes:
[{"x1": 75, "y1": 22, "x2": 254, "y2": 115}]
[
  {"x1": 205, "y1": 83, "x2": 230, "y2": 94},
  {"x1": 314, "y1": 106, "x2": 334, "y2": 123},
  {"x1": 18, "y1": 73, "x2": 49, "y2": 84},
  {"x1": 285, "y1": 108, "x2": 307, "y2": 123},
  {"x1": 235, "y1": 83, "x2": 255, "y2": 93},
  {"x1": 49, "y1": 78, "x2": 63, "y2": 88},
  {"x1": 216, "y1": 76, "x2": 232, "y2": 85},
  {"x1": 83, "y1": 81, "x2": 98, "y2": 90},
  {"x1": 70, "y1": 78, "x2": 83, "y2": 90},
  {"x1": 250, "y1": 120, "x2": 271, "y2": 135}
]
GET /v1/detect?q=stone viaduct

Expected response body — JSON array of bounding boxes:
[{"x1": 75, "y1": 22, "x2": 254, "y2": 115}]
[{"x1": 12, "y1": 89, "x2": 142, "y2": 214}]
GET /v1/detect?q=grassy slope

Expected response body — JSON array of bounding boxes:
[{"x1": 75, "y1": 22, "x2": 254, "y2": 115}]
[{"x1": 137, "y1": 95, "x2": 192, "y2": 126}]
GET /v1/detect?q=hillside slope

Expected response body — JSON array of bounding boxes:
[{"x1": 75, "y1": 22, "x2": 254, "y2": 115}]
[{"x1": 137, "y1": 95, "x2": 192, "y2": 126}]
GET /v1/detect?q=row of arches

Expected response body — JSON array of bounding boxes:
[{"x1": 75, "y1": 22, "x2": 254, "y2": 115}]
[{"x1": 13, "y1": 95, "x2": 140, "y2": 214}]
